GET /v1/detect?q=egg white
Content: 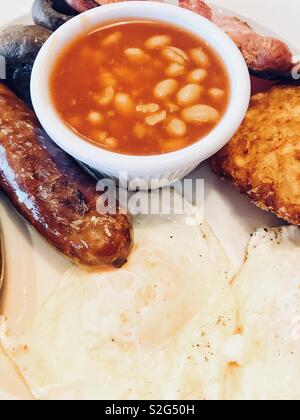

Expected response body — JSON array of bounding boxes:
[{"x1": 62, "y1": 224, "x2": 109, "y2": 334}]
[{"x1": 226, "y1": 226, "x2": 300, "y2": 400}]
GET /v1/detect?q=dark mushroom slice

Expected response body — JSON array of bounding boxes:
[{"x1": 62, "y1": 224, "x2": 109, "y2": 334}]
[
  {"x1": 32, "y1": 0, "x2": 78, "y2": 32},
  {"x1": 0, "y1": 25, "x2": 52, "y2": 104}
]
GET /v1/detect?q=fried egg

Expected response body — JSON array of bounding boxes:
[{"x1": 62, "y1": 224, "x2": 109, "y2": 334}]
[
  {"x1": 1, "y1": 192, "x2": 235, "y2": 400},
  {"x1": 226, "y1": 226, "x2": 300, "y2": 400},
  {"x1": 5, "y1": 192, "x2": 300, "y2": 400},
  {"x1": 0, "y1": 345, "x2": 31, "y2": 400}
]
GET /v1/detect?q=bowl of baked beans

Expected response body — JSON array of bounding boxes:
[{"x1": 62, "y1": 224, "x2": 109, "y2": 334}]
[{"x1": 31, "y1": 1, "x2": 250, "y2": 190}]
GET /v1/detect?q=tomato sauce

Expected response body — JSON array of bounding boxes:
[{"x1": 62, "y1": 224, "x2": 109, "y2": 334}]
[{"x1": 50, "y1": 20, "x2": 230, "y2": 155}]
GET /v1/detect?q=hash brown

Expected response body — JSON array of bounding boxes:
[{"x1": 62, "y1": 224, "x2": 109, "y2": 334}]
[{"x1": 211, "y1": 86, "x2": 300, "y2": 225}]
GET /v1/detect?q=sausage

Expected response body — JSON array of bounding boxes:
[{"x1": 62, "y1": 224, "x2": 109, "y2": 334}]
[
  {"x1": 64, "y1": 0, "x2": 130, "y2": 13},
  {"x1": 179, "y1": 0, "x2": 213, "y2": 20},
  {"x1": 179, "y1": 0, "x2": 295, "y2": 80},
  {"x1": 64, "y1": 0, "x2": 99, "y2": 13},
  {"x1": 0, "y1": 85, "x2": 133, "y2": 268}
]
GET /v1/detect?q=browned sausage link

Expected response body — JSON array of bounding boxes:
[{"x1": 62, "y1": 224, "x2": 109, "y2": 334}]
[
  {"x1": 64, "y1": 0, "x2": 99, "y2": 13},
  {"x1": 0, "y1": 85, "x2": 133, "y2": 268},
  {"x1": 64, "y1": 0, "x2": 131, "y2": 13}
]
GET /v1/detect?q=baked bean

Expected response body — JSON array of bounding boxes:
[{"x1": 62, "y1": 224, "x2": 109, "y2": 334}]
[
  {"x1": 136, "y1": 103, "x2": 160, "y2": 113},
  {"x1": 81, "y1": 48, "x2": 104, "y2": 62},
  {"x1": 114, "y1": 93, "x2": 134, "y2": 116},
  {"x1": 96, "y1": 86, "x2": 115, "y2": 106},
  {"x1": 190, "y1": 48, "x2": 210, "y2": 68},
  {"x1": 182, "y1": 105, "x2": 219, "y2": 124},
  {"x1": 104, "y1": 137, "x2": 119, "y2": 149},
  {"x1": 153, "y1": 79, "x2": 178, "y2": 100},
  {"x1": 100, "y1": 72, "x2": 117, "y2": 88},
  {"x1": 209, "y1": 88, "x2": 225, "y2": 100},
  {"x1": 124, "y1": 48, "x2": 146, "y2": 62},
  {"x1": 113, "y1": 67, "x2": 136, "y2": 85},
  {"x1": 162, "y1": 46, "x2": 188, "y2": 65},
  {"x1": 91, "y1": 51, "x2": 105, "y2": 64},
  {"x1": 166, "y1": 118, "x2": 187, "y2": 137},
  {"x1": 145, "y1": 111, "x2": 167, "y2": 126},
  {"x1": 89, "y1": 131, "x2": 104, "y2": 144},
  {"x1": 166, "y1": 63, "x2": 185, "y2": 77},
  {"x1": 176, "y1": 84, "x2": 203, "y2": 106},
  {"x1": 145, "y1": 35, "x2": 171, "y2": 49},
  {"x1": 133, "y1": 122, "x2": 147, "y2": 139},
  {"x1": 87, "y1": 111, "x2": 103, "y2": 125},
  {"x1": 92, "y1": 131, "x2": 107, "y2": 143},
  {"x1": 80, "y1": 46, "x2": 93, "y2": 58},
  {"x1": 161, "y1": 138, "x2": 186, "y2": 153},
  {"x1": 187, "y1": 68, "x2": 207, "y2": 83},
  {"x1": 102, "y1": 32, "x2": 122, "y2": 47}
]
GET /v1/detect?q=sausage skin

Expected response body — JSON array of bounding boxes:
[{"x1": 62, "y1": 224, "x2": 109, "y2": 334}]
[{"x1": 0, "y1": 85, "x2": 133, "y2": 268}]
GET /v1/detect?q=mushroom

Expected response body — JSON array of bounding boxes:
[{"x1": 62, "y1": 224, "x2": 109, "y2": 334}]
[
  {"x1": 32, "y1": 0, "x2": 78, "y2": 32},
  {"x1": 0, "y1": 25, "x2": 52, "y2": 104}
]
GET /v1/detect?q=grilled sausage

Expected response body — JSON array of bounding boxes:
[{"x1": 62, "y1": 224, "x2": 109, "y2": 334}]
[
  {"x1": 179, "y1": 0, "x2": 295, "y2": 80},
  {"x1": 64, "y1": 0, "x2": 99, "y2": 13},
  {"x1": 0, "y1": 85, "x2": 133, "y2": 268}
]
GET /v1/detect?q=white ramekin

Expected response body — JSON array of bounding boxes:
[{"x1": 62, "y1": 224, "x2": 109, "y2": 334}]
[{"x1": 31, "y1": 1, "x2": 250, "y2": 190}]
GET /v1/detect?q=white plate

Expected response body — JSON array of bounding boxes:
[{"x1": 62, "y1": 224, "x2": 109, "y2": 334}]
[{"x1": 0, "y1": 2, "x2": 298, "y2": 400}]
